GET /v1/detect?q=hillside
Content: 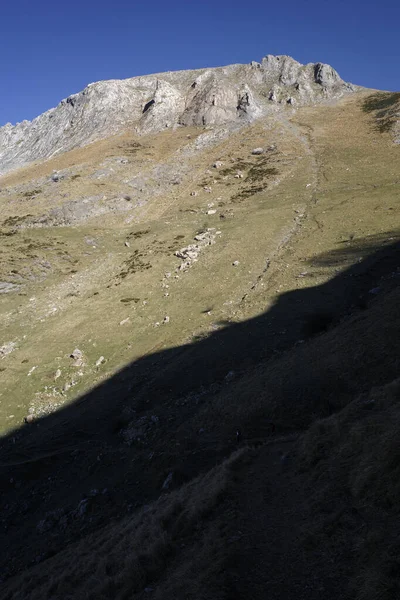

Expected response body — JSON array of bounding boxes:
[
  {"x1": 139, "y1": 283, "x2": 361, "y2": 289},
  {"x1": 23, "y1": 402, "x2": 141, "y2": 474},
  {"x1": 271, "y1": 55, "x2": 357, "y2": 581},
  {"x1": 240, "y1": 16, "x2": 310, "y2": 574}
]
[{"x1": 0, "y1": 57, "x2": 399, "y2": 599}]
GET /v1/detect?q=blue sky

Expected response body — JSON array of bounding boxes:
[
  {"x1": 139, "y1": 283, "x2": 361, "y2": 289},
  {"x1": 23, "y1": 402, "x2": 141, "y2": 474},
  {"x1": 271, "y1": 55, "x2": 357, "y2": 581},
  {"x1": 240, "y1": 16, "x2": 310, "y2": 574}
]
[{"x1": 1, "y1": 0, "x2": 399, "y2": 125}]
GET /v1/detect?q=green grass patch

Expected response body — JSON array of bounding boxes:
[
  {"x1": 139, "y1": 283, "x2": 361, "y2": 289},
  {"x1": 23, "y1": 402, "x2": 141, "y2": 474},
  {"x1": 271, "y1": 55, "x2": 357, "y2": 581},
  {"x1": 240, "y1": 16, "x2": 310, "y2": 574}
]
[
  {"x1": 3, "y1": 215, "x2": 33, "y2": 227},
  {"x1": 245, "y1": 164, "x2": 279, "y2": 184}
]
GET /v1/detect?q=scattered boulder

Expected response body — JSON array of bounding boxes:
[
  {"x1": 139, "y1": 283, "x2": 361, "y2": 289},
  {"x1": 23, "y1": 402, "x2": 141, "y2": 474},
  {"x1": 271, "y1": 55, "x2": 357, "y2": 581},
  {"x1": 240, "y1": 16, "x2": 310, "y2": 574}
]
[
  {"x1": 213, "y1": 161, "x2": 224, "y2": 168},
  {"x1": 95, "y1": 356, "x2": 106, "y2": 367},
  {"x1": 70, "y1": 348, "x2": 84, "y2": 367},
  {"x1": 251, "y1": 148, "x2": 264, "y2": 155},
  {"x1": 232, "y1": 260, "x2": 240, "y2": 266},
  {"x1": 162, "y1": 472, "x2": 173, "y2": 490},
  {"x1": 0, "y1": 341, "x2": 16, "y2": 358}
]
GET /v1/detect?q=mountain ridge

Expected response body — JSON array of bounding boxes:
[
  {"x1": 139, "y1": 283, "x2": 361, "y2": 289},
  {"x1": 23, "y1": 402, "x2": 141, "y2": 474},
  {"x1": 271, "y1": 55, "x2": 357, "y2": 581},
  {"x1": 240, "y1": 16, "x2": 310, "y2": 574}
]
[{"x1": 0, "y1": 55, "x2": 355, "y2": 175}]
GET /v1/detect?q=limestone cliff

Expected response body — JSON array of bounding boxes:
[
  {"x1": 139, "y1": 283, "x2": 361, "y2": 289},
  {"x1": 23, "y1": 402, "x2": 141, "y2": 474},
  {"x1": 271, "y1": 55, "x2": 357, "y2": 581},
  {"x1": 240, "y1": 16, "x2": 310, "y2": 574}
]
[{"x1": 0, "y1": 55, "x2": 355, "y2": 175}]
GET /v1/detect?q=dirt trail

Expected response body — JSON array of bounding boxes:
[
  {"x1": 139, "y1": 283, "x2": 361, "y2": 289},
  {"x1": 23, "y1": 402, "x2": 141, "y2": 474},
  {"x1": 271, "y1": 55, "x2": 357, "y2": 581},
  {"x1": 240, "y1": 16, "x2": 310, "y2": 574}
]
[{"x1": 238, "y1": 114, "x2": 319, "y2": 306}]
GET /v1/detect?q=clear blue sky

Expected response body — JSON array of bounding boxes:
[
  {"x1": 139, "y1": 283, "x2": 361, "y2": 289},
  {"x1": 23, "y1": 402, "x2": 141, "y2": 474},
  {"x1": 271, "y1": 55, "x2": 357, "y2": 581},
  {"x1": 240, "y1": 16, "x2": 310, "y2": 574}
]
[{"x1": 1, "y1": 0, "x2": 399, "y2": 126}]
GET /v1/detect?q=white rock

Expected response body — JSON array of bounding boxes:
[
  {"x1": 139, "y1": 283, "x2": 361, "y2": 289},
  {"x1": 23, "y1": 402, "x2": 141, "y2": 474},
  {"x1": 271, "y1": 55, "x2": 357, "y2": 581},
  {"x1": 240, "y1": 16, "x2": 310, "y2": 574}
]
[
  {"x1": 0, "y1": 341, "x2": 16, "y2": 358},
  {"x1": 162, "y1": 472, "x2": 173, "y2": 490},
  {"x1": 96, "y1": 356, "x2": 106, "y2": 367},
  {"x1": 251, "y1": 148, "x2": 264, "y2": 155}
]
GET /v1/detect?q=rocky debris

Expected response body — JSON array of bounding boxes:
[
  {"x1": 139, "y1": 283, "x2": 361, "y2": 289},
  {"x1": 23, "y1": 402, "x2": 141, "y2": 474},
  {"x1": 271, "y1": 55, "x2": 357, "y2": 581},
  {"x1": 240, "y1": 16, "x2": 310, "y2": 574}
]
[
  {"x1": 251, "y1": 147, "x2": 264, "y2": 155},
  {"x1": 0, "y1": 341, "x2": 16, "y2": 358},
  {"x1": 0, "y1": 282, "x2": 20, "y2": 294},
  {"x1": 121, "y1": 414, "x2": 159, "y2": 446},
  {"x1": 70, "y1": 348, "x2": 84, "y2": 367},
  {"x1": 203, "y1": 186, "x2": 212, "y2": 193},
  {"x1": 175, "y1": 228, "x2": 217, "y2": 271},
  {"x1": 37, "y1": 509, "x2": 68, "y2": 533},
  {"x1": 0, "y1": 55, "x2": 354, "y2": 176},
  {"x1": 234, "y1": 171, "x2": 244, "y2": 178}
]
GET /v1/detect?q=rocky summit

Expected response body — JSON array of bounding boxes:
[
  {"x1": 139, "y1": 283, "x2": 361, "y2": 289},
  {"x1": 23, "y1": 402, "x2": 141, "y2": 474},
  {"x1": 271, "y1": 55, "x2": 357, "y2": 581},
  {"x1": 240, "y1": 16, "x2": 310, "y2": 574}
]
[
  {"x1": 0, "y1": 55, "x2": 354, "y2": 175},
  {"x1": 0, "y1": 54, "x2": 400, "y2": 600}
]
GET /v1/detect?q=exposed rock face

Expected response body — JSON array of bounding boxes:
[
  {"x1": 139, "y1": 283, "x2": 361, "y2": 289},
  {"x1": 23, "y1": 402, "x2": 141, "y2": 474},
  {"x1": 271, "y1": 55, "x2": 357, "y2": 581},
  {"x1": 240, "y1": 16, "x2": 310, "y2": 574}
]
[{"x1": 0, "y1": 55, "x2": 355, "y2": 175}]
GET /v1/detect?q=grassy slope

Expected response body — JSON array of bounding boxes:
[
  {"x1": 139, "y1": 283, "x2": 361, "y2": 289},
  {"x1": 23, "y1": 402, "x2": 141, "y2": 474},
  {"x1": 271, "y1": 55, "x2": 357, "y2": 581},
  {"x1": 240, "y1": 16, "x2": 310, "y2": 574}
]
[{"x1": 0, "y1": 91, "x2": 399, "y2": 599}]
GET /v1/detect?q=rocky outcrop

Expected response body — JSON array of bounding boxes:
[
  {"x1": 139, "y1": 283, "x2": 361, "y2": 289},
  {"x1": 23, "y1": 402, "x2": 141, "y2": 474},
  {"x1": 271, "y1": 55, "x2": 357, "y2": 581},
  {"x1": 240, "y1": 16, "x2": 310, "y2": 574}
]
[{"x1": 0, "y1": 55, "x2": 356, "y2": 175}]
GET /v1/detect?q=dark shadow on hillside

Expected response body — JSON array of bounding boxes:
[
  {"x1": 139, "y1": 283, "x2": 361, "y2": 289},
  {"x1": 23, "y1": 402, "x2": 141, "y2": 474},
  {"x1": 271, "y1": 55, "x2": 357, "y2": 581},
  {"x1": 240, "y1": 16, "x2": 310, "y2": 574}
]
[{"x1": 0, "y1": 231, "x2": 399, "y2": 585}]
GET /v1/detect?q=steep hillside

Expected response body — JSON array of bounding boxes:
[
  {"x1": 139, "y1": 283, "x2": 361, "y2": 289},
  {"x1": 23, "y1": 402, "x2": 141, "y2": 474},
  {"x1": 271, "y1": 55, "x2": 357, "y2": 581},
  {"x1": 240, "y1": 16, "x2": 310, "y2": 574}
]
[{"x1": 0, "y1": 58, "x2": 399, "y2": 599}]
